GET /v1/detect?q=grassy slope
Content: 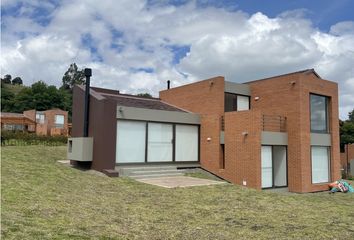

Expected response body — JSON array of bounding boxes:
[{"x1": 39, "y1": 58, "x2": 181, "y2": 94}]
[{"x1": 1, "y1": 146, "x2": 354, "y2": 240}]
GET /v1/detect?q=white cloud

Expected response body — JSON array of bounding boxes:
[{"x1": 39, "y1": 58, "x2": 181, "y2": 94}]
[{"x1": 1, "y1": 0, "x2": 353, "y2": 119}]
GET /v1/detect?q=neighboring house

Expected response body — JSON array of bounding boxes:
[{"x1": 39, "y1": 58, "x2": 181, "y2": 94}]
[
  {"x1": 340, "y1": 144, "x2": 354, "y2": 176},
  {"x1": 68, "y1": 69, "x2": 340, "y2": 193},
  {"x1": 0, "y1": 109, "x2": 69, "y2": 136},
  {"x1": 0, "y1": 112, "x2": 36, "y2": 132}
]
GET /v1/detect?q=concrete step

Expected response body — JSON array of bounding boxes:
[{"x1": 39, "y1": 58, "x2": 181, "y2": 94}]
[
  {"x1": 117, "y1": 165, "x2": 178, "y2": 176},
  {"x1": 130, "y1": 169, "x2": 184, "y2": 176},
  {"x1": 131, "y1": 172, "x2": 184, "y2": 179}
]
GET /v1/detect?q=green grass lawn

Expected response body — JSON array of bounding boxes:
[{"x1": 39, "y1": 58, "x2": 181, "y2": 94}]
[{"x1": 2, "y1": 146, "x2": 354, "y2": 240}]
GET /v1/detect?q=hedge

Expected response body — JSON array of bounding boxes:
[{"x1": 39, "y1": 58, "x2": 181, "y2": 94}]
[{"x1": 1, "y1": 130, "x2": 68, "y2": 146}]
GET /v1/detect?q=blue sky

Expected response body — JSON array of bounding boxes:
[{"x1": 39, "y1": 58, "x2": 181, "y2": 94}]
[{"x1": 1, "y1": 0, "x2": 354, "y2": 119}]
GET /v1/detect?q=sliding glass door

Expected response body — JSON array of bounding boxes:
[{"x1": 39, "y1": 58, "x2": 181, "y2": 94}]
[
  {"x1": 175, "y1": 125, "x2": 199, "y2": 162},
  {"x1": 147, "y1": 123, "x2": 173, "y2": 162},
  {"x1": 261, "y1": 146, "x2": 273, "y2": 188},
  {"x1": 116, "y1": 120, "x2": 199, "y2": 164},
  {"x1": 116, "y1": 121, "x2": 146, "y2": 163},
  {"x1": 261, "y1": 145, "x2": 287, "y2": 188}
]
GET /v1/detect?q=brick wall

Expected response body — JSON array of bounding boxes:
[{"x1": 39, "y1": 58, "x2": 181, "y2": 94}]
[
  {"x1": 160, "y1": 76, "x2": 225, "y2": 115},
  {"x1": 248, "y1": 72, "x2": 340, "y2": 192},
  {"x1": 224, "y1": 111, "x2": 262, "y2": 189}
]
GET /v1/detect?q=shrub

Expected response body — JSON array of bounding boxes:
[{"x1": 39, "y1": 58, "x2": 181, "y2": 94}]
[{"x1": 1, "y1": 130, "x2": 67, "y2": 146}]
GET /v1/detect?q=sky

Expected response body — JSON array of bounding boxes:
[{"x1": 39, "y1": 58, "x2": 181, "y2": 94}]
[{"x1": 1, "y1": 0, "x2": 354, "y2": 119}]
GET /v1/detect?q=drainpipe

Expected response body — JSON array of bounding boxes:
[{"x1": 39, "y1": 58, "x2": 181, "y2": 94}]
[{"x1": 83, "y1": 68, "x2": 92, "y2": 137}]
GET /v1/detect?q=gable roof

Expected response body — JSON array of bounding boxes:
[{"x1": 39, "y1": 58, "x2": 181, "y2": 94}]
[
  {"x1": 243, "y1": 69, "x2": 321, "y2": 84},
  {"x1": 78, "y1": 85, "x2": 187, "y2": 112}
]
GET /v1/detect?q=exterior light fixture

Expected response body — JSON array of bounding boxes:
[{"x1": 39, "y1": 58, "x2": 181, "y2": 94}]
[
  {"x1": 207, "y1": 137, "x2": 211, "y2": 142},
  {"x1": 254, "y1": 96, "x2": 260, "y2": 101},
  {"x1": 242, "y1": 131, "x2": 248, "y2": 136}
]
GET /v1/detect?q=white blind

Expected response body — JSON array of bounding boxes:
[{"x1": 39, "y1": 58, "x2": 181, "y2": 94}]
[
  {"x1": 147, "y1": 123, "x2": 173, "y2": 162},
  {"x1": 175, "y1": 125, "x2": 198, "y2": 162},
  {"x1": 237, "y1": 95, "x2": 249, "y2": 111},
  {"x1": 261, "y1": 146, "x2": 273, "y2": 188},
  {"x1": 311, "y1": 147, "x2": 329, "y2": 183},
  {"x1": 116, "y1": 121, "x2": 146, "y2": 163}
]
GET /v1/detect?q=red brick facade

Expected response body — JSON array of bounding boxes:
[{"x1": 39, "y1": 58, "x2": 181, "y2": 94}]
[
  {"x1": 160, "y1": 70, "x2": 340, "y2": 193},
  {"x1": 24, "y1": 109, "x2": 69, "y2": 136}
]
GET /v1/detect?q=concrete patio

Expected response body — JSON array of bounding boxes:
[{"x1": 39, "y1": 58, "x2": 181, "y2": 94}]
[{"x1": 135, "y1": 175, "x2": 226, "y2": 188}]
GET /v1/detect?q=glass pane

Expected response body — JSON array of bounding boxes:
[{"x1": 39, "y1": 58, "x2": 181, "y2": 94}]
[
  {"x1": 310, "y1": 94, "x2": 328, "y2": 132},
  {"x1": 261, "y1": 146, "x2": 273, "y2": 188},
  {"x1": 148, "y1": 123, "x2": 173, "y2": 162},
  {"x1": 237, "y1": 95, "x2": 250, "y2": 111},
  {"x1": 55, "y1": 115, "x2": 64, "y2": 124},
  {"x1": 116, "y1": 121, "x2": 146, "y2": 163},
  {"x1": 225, "y1": 93, "x2": 237, "y2": 112},
  {"x1": 175, "y1": 125, "x2": 198, "y2": 162},
  {"x1": 311, "y1": 147, "x2": 329, "y2": 183}
]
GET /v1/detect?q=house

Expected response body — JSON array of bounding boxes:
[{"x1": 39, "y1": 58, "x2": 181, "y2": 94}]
[
  {"x1": 341, "y1": 144, "x2": 354, "y2": 176},
  {"x1": 1, "y1": 109, "x2": 69, "y2": 136},
  {"x1": 0, "y1": 112, "x2": 36, "y2": 132},
  {"x1": 68, "y1": 69, "x2": 340, "y2": 193}
]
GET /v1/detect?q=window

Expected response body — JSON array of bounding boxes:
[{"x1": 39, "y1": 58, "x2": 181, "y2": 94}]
[
  {"x1": 311, "y1": 146, "x2": 330, "y2": 184},
  {"x1": 36, "y1": 112, "x2": 45, "y2": 124},
  {"x1": 237, "y1": 95, "x2": 250, "y2": 111},
  {"x1": 175, "y1": 125, "x2": 199, "y2": 162},
  {"x1": 310, "y1": 94, "x2": 329, "y2": 133},
  {"x1": 3, "y1": 124, "x2": 24, "y2": 131},
  {"x1": 116, "y1": 121, "x2": 146, "y2": 163},
  {"x1": 225, "y1": 93, "x2": 250, "y2": 112},
  {"x1": 115, "y1": 120, "x2": 200, "y2": 163},
  {"x1": 55, "y1": 115, "x2": 65, "y2": 128}
]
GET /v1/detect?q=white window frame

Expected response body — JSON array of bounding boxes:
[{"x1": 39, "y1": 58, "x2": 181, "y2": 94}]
[{"x1": 55, "y1": 114, "x2": 65, "y2": 128}]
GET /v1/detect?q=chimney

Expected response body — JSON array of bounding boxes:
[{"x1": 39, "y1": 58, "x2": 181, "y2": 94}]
[
  {"x1": 167, "y1": 80, "x2": 170, "y2": 89},
  {"x1": 83, "y1": 68, "x2": 92, "y2": 137}
]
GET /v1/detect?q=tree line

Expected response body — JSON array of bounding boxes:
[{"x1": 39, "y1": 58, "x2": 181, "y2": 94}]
[{"x1": 1, "y1": 63, "x2": 85, "y2": 121}]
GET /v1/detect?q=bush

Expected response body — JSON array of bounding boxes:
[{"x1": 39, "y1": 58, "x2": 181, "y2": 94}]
[{"x1": 1, "y1": 130, "x2": 67, "y2": 146}]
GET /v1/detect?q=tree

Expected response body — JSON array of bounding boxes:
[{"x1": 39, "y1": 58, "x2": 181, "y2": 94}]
[
  {"x1": 136, "y1": 93, "x2": 153, "y2": 98},
  {"x1": 11, "y1": 77, "x2": 23, "y2": 85},
  {"x1": 0, "y1": 85, "x2": 15, "y2": 112},
  {"x1": 348, "y1": 109, "x2": 354, "y2": 123},
  {"x1": 10, "y1": 81, "x2": 71, "y2": 113},
  {"x1": 61, "y1": 63, "x2": 85, "y2": 91},
  {"x1": 340, "y1": 108, "x2": 354, "y2": 146},
  {"x1": 1, "y1": 74, "x2": 11, "y2": 84}
]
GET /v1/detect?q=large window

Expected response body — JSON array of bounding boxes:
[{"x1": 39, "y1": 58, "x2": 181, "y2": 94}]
[
  {"x1": 116, "y1": 121, "x2": 146, "y2": 163},
  {"x1": 311, "y1": 146, "x2": 330, "y2": 184},
  {"x1": 55, "y1": 114, "x2": 65, "y2": 128},
  {"x1": 225, "y1": 93, "x2": 250, "y2": 112},
  {"x1": 310, "y1": 94, "x2": 329, "y2": 133},
  {"x1": 175, "y1": 125, "x2": 199, "y2": 162},
  {"x1": 116, "y1": 120, "x2": 199, "y2": 163}
]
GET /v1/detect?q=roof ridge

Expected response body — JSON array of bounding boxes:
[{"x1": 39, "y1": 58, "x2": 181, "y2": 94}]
[
  {"x1": 243, "y1": 69, "x2": 320, "y2": 84},
  {"x1": 101, "y1": 92, "x2": 160, "y2": 102}
]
